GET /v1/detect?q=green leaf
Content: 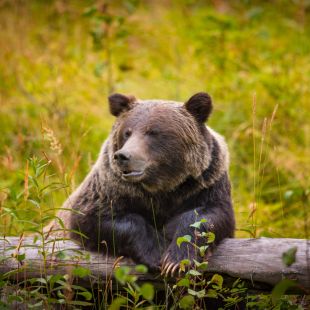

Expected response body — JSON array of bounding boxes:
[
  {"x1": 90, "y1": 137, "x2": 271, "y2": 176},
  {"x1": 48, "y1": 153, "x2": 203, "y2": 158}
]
[
  {"x1": 72, "y1": 266, "x2": 91, "y2": 278},
  {"x1": 282, "y1": 247, "x2": 297, "y2": 267},
  {"x1": 190, "y1": 218, "x2": 207, "y2": 229},
  {"x1": 140, "y1": 283, "x2": 154, "y2": 301},
  {"x1": 78, "y1": 291, "x2": 92, "y2": 301},
  {"x1": 33, "y1": 277, "x2": 47, "y2": 285},
  {"x1": 180, "y1": 259, "x2": 191, "y2": 272},
  {"x1": 271, "y1": 279, "x2": 297, "y2": 305},
  {"x1": 126, "y1": 275, "x2": 138, "y2": 283},
  {"x1": 48, "y1": 274, "x2": 64, "y2": 288},
  {"x1": 54, "y1": 280, "x2": 71, "y2": 291},
  {"x1": 28, "y1": 300, "x2": 43, "y2": 309},
  {"x1": 209, "y1": 274, "x2": 223, "y2": 288},
  {"x1": 188, "y1": 288, "x2": 206, "y2": 298},
  {"x1": 135, "y1": 264, "x2": 148, "y2": 273},
  {"x1": 179, "y1": 295, "x2": 195, "y2": 309},
  {"x1": 177, "y1": 235, "x2": 192, "y2": 247},
  {"x1": 195, "y1": 260, "x2": 208, "y2": 271},
  {"x1": 56, "y1": 251, "x2": 67, "y2": 260},
  {"x1": 71, "y1": 284, "x2": 89, "y2": 291},
  {"x1": 206, "y1": 232, "x2": 215, "y2": 244},
  {"x1": 57, "y1": 290, "x2": 65, "y2": 298},
  {"x1": 114, "y1": 266, "x2": 131, "y2": 285},
  {"x1": 16, "y1": 253, "x2": 25, "y2": 262},
  {"x1": 180, "y1": 259, "x2": 191, "y2": 266},
  {"x1": 190, "y1": 221, "x2": 201, "y2": 229},
  {"x1": 68, "y1": 300, "x2": 93, "y2": 306},
  {"x1": 188, "y1": 288, "x2": 197, "y2": 295},
  {"x1": 176, "y1": 278, "x2": 190, "y2": 287},
  {"x1": 232, "y1": 278, "x2": 242, "y2": 288},
  {"x1": 188, "y1": 269, "x2": 202, "y2": 276},
  {"x1": 199, "y1": 245, "x2": 209, "y2": 257},
  {"x1": 206, "y1": 289, "x2": 218, "y2": 298},
  {"x1": 196, "y1": 289, "x2": 206, "y2": 298},
  {"x1": 56, "y1": 298, "x2": 65, "y2": 304},
  {"x1": 109, "y1": 296, "x2": 126, "y2": 310}
]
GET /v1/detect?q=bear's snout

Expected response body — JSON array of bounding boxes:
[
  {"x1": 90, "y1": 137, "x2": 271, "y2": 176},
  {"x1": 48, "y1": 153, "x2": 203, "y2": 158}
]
[
  {"x1": 114, "y1": 150, "x2": 131, "y2": 165},
  {"x1": 113, "y1": 149, "x2": 147, "y2": 181},
  {"x1": 113, "y1": 133, "x2": 149, "y2": 181}
]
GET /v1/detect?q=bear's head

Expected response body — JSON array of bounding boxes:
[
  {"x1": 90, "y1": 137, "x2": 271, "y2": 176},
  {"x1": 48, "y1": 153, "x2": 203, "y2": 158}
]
[{"x1": 108, "y1": 92, "x2": 214, "y2": 193}]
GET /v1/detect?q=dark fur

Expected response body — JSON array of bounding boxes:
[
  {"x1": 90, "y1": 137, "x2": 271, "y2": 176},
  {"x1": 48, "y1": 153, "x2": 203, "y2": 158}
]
[
  {"x1": 48, "y1": 92, "x2": 235, "y2": 271},
  {"x1": 185, "y1": 92, "x2": 213, "y2": 123}
]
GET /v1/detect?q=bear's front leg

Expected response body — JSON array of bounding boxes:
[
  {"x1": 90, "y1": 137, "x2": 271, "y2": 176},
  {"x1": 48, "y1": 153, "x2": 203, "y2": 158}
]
[
  {"x1": 101, "y1": 213, "x2": 163, "y2": 272},
  {"x1": 161, "y1": 204, "x2": 234, "y2": 277},
  {"x1": 161, "y1": 211, "x2": 200, "y2": 277}
]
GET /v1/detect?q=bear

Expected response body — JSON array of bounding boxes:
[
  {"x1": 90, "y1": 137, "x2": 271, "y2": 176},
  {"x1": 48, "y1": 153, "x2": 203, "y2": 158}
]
[{"x1": 45, "y1": 92, "x2": 235, "y2": 275}]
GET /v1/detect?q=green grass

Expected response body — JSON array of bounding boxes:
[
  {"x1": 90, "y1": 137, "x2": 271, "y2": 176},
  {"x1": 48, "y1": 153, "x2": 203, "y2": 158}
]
[{"x1": 0, "y1": 0, "x2": 309, "y2": 239}]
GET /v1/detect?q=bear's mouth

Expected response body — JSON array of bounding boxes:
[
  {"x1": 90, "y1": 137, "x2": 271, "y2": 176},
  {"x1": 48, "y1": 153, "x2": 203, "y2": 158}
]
[{"x1": 122, "y1": 170, "x2": 144, "y2": 181}]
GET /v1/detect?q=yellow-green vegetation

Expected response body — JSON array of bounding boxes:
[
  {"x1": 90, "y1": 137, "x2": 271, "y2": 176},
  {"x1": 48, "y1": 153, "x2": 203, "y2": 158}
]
[{"x1": 0, "y1": 0, "x2": 309, "y2": 239}]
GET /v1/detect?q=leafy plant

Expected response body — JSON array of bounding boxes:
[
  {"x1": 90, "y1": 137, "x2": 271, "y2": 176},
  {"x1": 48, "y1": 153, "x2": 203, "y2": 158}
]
[
  {"x1": 172, "y1": 217, "x2": 247, "y2": 309},
  {"x1": 111, "y1": 264, "x2": 155, "y2": 309},
  {"x1": 84, "y1": 1, "x2": 138, "y2": 93}
]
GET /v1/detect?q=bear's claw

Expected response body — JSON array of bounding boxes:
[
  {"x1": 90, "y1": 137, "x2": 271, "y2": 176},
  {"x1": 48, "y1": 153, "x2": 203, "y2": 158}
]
[
  {"x1": 171, "y1": 263, "x2": 179, "y2": 275},
  {"x1": 161, "y1": 261, "x2": 180, "y2": 277},
  {"x1": 162, "y1": 253, "x2": 169, "y2": 266}
]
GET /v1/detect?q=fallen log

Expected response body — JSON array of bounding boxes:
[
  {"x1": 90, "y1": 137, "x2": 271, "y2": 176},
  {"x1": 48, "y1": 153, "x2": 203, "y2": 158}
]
[{"x1": 0, "y1": 237, "x2": 309, "y2": 292}]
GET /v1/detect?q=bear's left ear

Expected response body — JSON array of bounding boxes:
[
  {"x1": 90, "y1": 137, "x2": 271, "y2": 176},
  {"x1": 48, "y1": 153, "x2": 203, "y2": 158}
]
[
  {"x1": 108, "y1": 93, "x2": 136, "y2": 117},
  {"x1": 184, "y1": 92, "x2": 213, "y2": 123}
]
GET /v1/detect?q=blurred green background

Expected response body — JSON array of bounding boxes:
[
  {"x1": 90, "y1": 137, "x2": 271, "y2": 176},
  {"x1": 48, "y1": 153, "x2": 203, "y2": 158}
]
[{"x1": 0, "y1": 0, "x2": 309, "y2": 238}]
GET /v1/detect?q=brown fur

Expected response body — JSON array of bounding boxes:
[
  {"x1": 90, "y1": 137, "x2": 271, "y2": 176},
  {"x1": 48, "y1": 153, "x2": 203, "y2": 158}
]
[{"x1": 45, "y1": 92, "x2": 234, "y2": 272}]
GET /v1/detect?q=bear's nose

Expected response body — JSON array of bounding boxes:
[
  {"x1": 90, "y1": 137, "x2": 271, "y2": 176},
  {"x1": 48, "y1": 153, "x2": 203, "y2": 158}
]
[{"x1": 114, "y1": 151, "x2": 131, "y2": 165}]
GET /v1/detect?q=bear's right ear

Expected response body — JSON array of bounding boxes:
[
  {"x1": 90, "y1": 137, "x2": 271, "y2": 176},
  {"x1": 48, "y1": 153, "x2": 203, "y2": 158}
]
[
  {"x1": 108, "y1": 93, "x2": 136, "y2": 117},
  {"x1": 184, "y1": 92, "x2": 213, "y2": 123}
]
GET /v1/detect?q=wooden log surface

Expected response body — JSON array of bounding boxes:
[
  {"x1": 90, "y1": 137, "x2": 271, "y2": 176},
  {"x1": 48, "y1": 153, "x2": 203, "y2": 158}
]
[{"x1": 0, "y1": 237, "x2": 309, "y2": 292}]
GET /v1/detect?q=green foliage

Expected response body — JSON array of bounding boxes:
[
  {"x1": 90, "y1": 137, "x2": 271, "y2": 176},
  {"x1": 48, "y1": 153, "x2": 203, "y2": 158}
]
[
  {"x1": 246, "y1": 293, "x2": 305, "y2": 310},
  {"x1": 140, "y1": 283, "x2": 154, "y2": 301},
  {"x1": 84, "y1": 1, "x2": 138, "y2": 93},
  {"x1": 109, "y1": 296, "x2": 126, "y2": 310},
  {"x1": 0, "y1": 0, "x2": 308, "y2": 241},
  {"x1": 112, "y1": 265, "x2": 155, "y2": 309},
  {"x1": 170, "y1": 219, "x2": 248, "y2": 308},
  {"x1": 0, "y1": 156, "x2": 68, "y2": 236},
  {"x1": 176, "y1": 235, "x2": 192, "y2": 247},
  {"x1": 114, "y1": 266, "x2": 138, "y2": 285},
  {"x1": 271, "y1": 279, "x2": 298, "y2": 305},
  {"x1": 179, "y1": 294, "x2": 195, "y2": 309},
  {"x1": 282, "y1": 247, "x2": 298, "y2": 267},
  {"x1": 72, "y1": 266, "x2": 91, "y2": 278},
  {"x1": 189, "y1": 218, "x2": 207, "y2": 229},
  {"x1": 170, "y1": 217, "x2": 305, "y2": 309},
  {"x1": 0, "y1": 272, "x2": 94, "y2": 309}
]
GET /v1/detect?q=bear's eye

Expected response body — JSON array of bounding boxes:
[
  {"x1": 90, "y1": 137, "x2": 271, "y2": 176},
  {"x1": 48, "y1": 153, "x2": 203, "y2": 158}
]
[
  {"x1": 123, "y1": 128, "x2": 132, "y2": 139},
  {"x1": 146, "y1": 128, "x2": 160, "y2": 136}
]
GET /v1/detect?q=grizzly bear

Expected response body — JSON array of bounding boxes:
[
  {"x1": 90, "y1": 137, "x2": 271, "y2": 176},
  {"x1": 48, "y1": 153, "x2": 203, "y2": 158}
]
[{"x1": 46, "y1": 92, "x2": 235, "y2": 275}]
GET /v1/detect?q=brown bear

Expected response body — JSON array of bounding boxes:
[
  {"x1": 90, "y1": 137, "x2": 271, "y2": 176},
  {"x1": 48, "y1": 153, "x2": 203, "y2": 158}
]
[{"x1": 46, "y1": 92, "x2": 235, "y2": 275}]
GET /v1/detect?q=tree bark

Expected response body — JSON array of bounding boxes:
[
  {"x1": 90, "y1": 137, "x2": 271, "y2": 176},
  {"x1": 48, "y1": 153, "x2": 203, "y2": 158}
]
[{"x1": 0, "y1": 237, "x2": 309, "y2": 292}]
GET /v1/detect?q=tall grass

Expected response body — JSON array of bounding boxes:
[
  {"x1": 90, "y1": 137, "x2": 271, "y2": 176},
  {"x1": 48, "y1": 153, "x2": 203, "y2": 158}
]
[{"x1": 1, "y1": 0, "x2": 309, "y2": 238}]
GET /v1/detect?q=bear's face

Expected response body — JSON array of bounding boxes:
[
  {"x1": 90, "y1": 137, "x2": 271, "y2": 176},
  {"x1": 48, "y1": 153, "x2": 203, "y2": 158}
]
[{"x1": 108, "y1": 93, "x2": 213, "y2": 193}]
